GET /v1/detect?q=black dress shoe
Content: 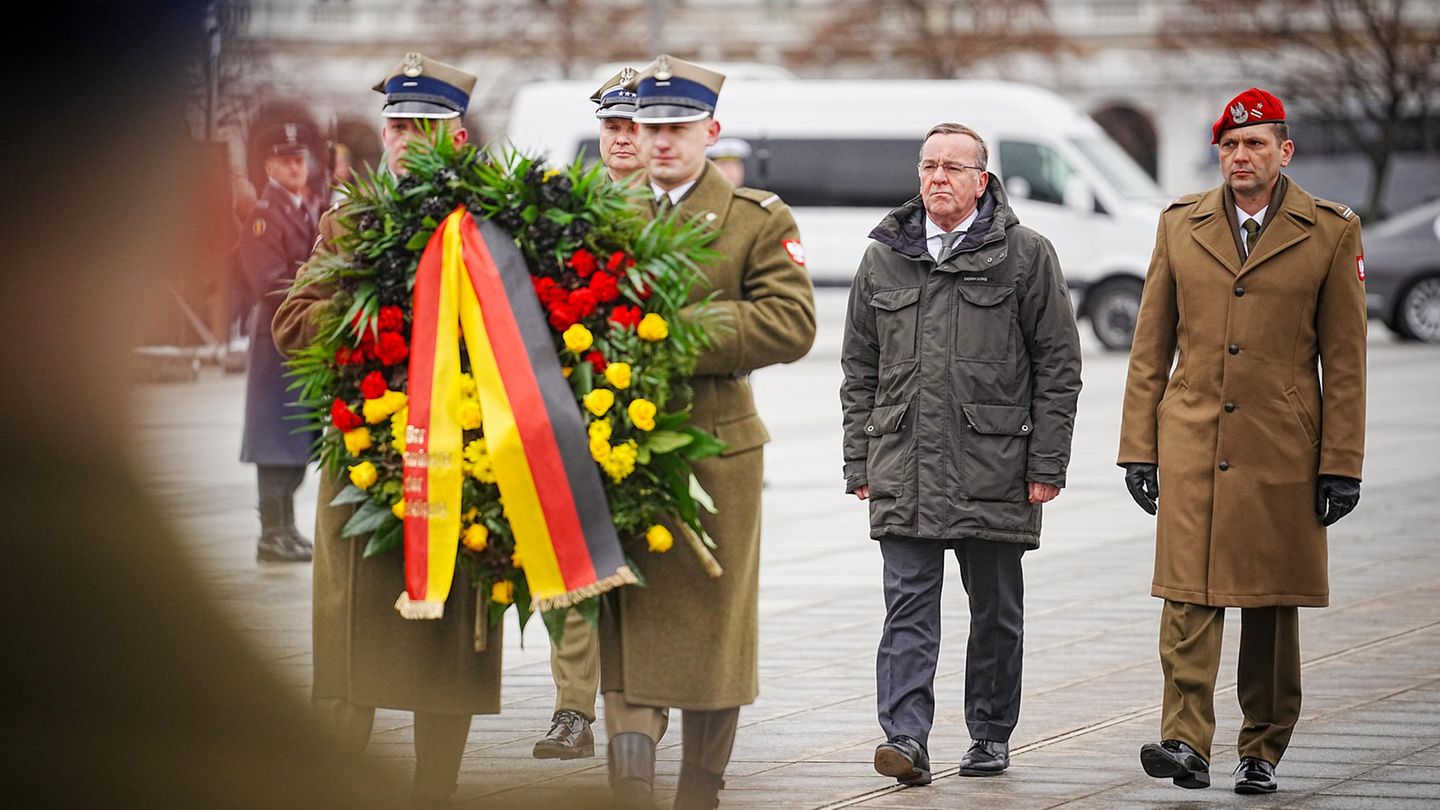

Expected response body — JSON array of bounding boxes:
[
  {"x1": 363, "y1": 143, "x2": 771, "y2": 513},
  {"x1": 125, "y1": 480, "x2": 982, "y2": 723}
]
[
  {"x1": 1234, "y1": 756, "x2": 1277, "y2": 794},
  {"x1": 1140, "y1": 739, "x2": 1210, "y2": 789},
  {"x1": 533, "y1": 709, "x2": 595, "y2": 759},
  {"x1": 873, "y1": 735, "x2": 931, "y2": 786},
  {"x1": 958, "y1": 739, "x2": 1009, "y2": 776}
]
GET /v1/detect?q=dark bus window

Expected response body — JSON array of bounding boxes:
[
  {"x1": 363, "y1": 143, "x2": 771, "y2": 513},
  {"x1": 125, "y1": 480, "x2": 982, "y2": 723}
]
[{"x1": 577, "y1": 137, "x2": 921, "y2": 207}]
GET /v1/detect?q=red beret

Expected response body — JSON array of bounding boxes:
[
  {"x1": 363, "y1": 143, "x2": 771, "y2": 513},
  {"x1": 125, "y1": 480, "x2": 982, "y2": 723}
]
[{"x1": 1211, "y1": 87, "x2": 1286, "y2": 144}]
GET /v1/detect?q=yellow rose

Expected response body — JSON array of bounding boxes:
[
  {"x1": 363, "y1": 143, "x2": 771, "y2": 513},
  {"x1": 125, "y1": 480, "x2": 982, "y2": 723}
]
[
  {"x1": 562, "y1": 366, "x2": 573, "y2": 379},
  {"x1": 589, "y1": 435, "x2": 611, "y2": 462},
  {"x1": 390, "y1": 406, "x2": 408, "y2": 452},
  {"x1": 490, "y1": 580, "x2": 515, "y2": 605},
  {"x1": 348, "y1": 461, "x2": 378, "y2": 490},
  {"x1": 627, "y1": 398, "x2": 657, "y2": 431},
  {"x1": 646, "y1": 524, "x2": 674, "y2": 553},
  {"x1": 459, "y1": 372, "x2": 476, "y2": 397},
  {"x1": 511, "y1": 550, "x2": 524, "y2": 569},
  {"x1": 604, "y1": 362, "x2": 632, "y2": 390},
  {"x1": 563, "y1": 323, "x2": 594, "y2": 353},
  {"x1": 364, "y1": 389, "x2": 408, "y2": 424},
  {"x1": 457, "y1": 399, "x2": 482, "y2": 431},
  {"x1": 637, "y1": 313, "x2": 669, "y2": 341},
  {"x1": 343, "y1": 427, "x2": 373, "y2": 455},
  {"x1": 462, "y1": 523, "x2": 489, "y2": 551},
  {"x1": 583, "y1": 388, "x2": 615, "y2": 417},
  {"x1": 391, "y1": 500, "x2": 405, "y2": 520},
  {"x1": 588, "y1": 418, "x2": 612, "y2": 442}
]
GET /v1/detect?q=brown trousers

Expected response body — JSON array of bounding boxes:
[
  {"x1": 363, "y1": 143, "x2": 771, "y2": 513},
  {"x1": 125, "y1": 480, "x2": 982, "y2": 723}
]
[
  {"x1": 1158, "y1": 600, "x2": 1302, "y2": 765},
  {"x1": 550, "y1": 608, "x2": 600, "y2": 720}
]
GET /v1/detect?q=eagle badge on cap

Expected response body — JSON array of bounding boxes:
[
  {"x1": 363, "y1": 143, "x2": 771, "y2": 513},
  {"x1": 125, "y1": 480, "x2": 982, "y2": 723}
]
[
  {"x1": 1229, "y1": 102, "x2": 1249, "y2": 125},
  {"x1": 655, "y1": 55, "x2": 671, "y2": 82},
  {"x1": 403, "y1": 52, "x2": 424, "y2": 77},
  {"x1": 620, "y1": 66, "x2": 637, "y2": 84}
]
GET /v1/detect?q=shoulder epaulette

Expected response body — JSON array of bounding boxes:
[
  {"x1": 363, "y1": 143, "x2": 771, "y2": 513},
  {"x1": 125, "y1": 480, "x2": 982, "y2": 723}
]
[
  {"x1": 734, "y1": 187, "x2": 783, "y2": 209},
  {"x1": 255, "y1": 198, "x2": 272, "y2": 211},
  {"x1": 1315, "y1": 198, "x2": 1355, "y2": 220},
  {"x1": 1165, "y1": 192, "x2": 1202, "y2": 211}
]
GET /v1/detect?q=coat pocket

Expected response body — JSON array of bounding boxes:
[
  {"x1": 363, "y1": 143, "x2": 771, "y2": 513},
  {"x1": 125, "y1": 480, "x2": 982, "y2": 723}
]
[
  {"x1": 1283, "y1": 387, "x2": 1320, "y2": 448},
  {"x1": 959, "y1": 403, "x2": 1031, "y2": 502},
  {"x1": 953, "y1": 285, "x2": 1016, "y2": 364},
  {"x1": 870, "y1": 287, "x2": 922, "y2": 366},
  {"x1": 865, "y1": 401, "x2": 911, "y2": 498}
]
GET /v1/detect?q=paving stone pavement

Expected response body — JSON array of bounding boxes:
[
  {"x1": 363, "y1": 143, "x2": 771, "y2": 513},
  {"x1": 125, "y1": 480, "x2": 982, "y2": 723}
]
[{"x1": 133, "y1": 288, "x2": 1440, "y2": 808}]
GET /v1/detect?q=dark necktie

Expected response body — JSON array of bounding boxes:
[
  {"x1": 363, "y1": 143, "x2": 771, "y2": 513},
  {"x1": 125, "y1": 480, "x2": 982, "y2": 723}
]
[
  {"x1": 1242, "y1": 218, "x2": 1260, "y2": 258},
  {"x1": 938, "y1": 230, "x2": 960, "y2": 261},
  {"x1": 655, "y1": 194, "x2": 673, "y2": 215}
]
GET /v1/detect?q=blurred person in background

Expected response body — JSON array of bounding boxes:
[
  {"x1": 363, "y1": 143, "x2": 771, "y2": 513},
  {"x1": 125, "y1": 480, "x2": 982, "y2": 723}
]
[
  {"x1": 1120, "y1": 87, "x2": 1367, "y2": 795},
  {"x1": 706, "y1": 137, "x2": 751, "y2": 188},
  {"x1": 237, "y1": 120, "x2": 322, "y2": 563}
]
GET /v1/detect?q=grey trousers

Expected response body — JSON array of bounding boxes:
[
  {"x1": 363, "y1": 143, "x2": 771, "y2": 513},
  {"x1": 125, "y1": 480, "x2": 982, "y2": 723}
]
[{"x1": 877, "y1": 536, "x2": 1026, "y2": 748}]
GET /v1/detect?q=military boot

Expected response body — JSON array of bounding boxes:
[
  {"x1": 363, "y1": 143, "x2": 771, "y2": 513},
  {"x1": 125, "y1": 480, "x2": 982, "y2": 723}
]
[
  {"x1": 257, "y1": 494, "x2": 310, "y2": 562},
  {"x1": 672, "y1": 762, "x2": 725, "y2": 810},
  {"x1": 607, "y1": 732, "x2": 655, "y2": 809}
]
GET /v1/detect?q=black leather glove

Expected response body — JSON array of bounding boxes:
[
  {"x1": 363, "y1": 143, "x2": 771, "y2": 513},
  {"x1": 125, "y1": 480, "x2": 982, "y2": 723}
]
[
  {"x1": 1316, "y1": 474, "x2": 1361, "y2": 526},
  {"x1": 1123, "y1": 463, "x2": 1159, "y2": 515}
]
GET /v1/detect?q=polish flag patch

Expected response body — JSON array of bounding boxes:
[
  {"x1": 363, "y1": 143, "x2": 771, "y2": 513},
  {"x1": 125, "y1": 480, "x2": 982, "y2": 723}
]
[
  {"x1": 783, "y1": 239, "x2": 806, "y2": 266},
  {"x1": 1357, "y1": 255, "x2": 1366, "y2": 281}
]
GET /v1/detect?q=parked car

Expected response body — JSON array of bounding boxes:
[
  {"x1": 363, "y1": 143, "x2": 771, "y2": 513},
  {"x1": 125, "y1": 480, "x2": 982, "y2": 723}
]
[{"x1": 1364, "y1": 198, "x2": 1440, "y2": 343}]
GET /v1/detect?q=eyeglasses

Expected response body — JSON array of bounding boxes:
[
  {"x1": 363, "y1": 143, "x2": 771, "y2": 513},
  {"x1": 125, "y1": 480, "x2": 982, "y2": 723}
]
[{"x1": 918, "y1": 161, "x2": 984, "y2": 177}]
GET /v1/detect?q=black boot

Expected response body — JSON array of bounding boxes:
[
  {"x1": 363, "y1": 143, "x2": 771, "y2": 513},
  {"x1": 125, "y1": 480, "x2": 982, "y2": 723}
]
[
  {"x1": 257, "y1": 466, "x2": 309, "y2": 562},
  {"x1": 279, "y1": 486, "x2": 314, "y2": 556},
  {"x1": 672, "y1": 763, "x2": 725, "y2": 810},
  {"x1": 608, "y1": 732, "x2": 655, "y2": 809},
  {"x1": 256, "y1": 494, "x2": 309, "y2": 562}
]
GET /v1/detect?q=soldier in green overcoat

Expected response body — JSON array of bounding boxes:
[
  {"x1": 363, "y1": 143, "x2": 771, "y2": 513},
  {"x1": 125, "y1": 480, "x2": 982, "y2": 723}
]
[{"x1": 597, "y1": 55, "x2": 817, "y2": 809}]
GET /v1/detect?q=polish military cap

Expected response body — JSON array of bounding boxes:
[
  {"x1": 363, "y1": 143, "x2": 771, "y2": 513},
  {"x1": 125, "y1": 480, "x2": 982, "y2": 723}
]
[
  {"x1": 591, "y1": 67, "x2": 639, "y2": 120},
  {"x1": 258, "y1": 122, "x2": 313, "y2": 157},
  {"x1": 1212, "y1": 87, "x2": 1286, "y2": 144},
  {"x1": 373, "y1": 52, "x2": 477, "y2": 119},
  {"x1": 629, "y1": 54, "x2": 725, "y2": 124}
]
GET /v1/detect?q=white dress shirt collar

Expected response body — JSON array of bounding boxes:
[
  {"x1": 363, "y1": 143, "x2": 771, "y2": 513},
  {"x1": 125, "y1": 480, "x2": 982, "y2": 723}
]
[
  {"x1": 652, "y1": 179, "x2": 698, "y2": 207},
  {"x1": 924, "y1": 209, "x2": 978, "y2": 261}
]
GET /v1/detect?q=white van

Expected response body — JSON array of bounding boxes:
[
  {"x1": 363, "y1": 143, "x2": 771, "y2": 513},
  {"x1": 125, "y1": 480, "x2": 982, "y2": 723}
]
[{"x1": 505, "y1": 78, "x2": 1170, "y2": 350}]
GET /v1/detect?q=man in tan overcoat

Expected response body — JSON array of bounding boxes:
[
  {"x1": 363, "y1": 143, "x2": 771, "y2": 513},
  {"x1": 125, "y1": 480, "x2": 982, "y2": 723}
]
[
  {"x1": 598, "y1": 55, "x2": 816, "y2": 809},
  {"x1": 1118, "y1": 87, "x2": 1367, "y2": 795},
  {"x1": 272, "y1": 53, "x2": 504, "y2": 810},
  {"x1": 533, "y1": 66, "x2": 648, "y2": 764}
]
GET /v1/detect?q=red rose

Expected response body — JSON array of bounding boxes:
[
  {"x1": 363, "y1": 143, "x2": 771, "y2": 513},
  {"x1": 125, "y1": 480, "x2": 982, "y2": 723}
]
[
  {"x1": 589, "y1": 271, "x2": 620, "y2": 303},
  {"x1": 569, "y1": 287, "x2": 598, "y2": 319},
  {"x1": 607, "y1": 251, "x2": 634, "y2": 273},
  {"x1": 609, "y1": 304, "x2": 643, "y2": 329},
  {"x1": 357, "y1": 332, "x2": 377, "y2": 360},
  {"x1": 377, "y1": 305, "x2": 405, "y2": 333},
  {"x1": 535, "y1": 277, "x2": 569, "y2": 307},
  {"x1": 330, "y1": 398, "x2": 364, "y2": 432},
  {"x1": 584, "y1": 350, "x2": 607, "y2": 373},
  {"x1": 567, "y1": 248, "x2": 598, "y2": 278},
  {"x1": 359, "y1": 370, "x2": 388, "y2": 400},
  {"x1": 375, "y1": 331, "x2": 409, "y2": 366},
  {"x1": 548, "y1": 301, "x2": 580, "y2": 332},
  {"x1": 335, "y1": 346, "x2": 354, "y2": 366}
]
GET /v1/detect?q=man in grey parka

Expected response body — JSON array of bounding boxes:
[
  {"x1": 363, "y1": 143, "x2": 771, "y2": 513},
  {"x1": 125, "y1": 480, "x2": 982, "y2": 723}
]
[{"x1": 841, "y1": 123, "x2": 1082, "y2": 785}]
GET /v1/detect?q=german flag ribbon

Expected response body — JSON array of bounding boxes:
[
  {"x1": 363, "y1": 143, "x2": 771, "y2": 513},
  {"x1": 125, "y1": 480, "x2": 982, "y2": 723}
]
[{"x1": 397, "y1": 208, "x2": 634, "y2": 619}]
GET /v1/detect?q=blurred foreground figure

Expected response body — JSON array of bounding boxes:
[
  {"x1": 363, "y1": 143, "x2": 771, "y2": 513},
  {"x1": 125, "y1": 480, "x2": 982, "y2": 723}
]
[
  {"x1": 1, "y1": 3, "x2": 406, "y2": 807},
  {"x1": 1119, "y1": 87, "x2": 1367, "y2": 795}
]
